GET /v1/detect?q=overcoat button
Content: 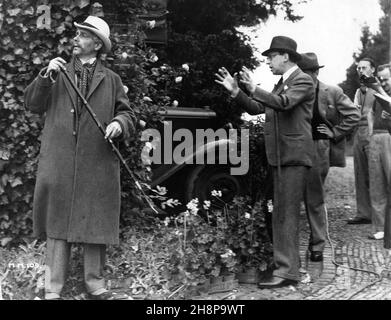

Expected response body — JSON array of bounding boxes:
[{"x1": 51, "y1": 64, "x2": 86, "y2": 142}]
[
  {"x1": 72, "y1": 131, "x2": 76, "y2": 136},
  {"x1": 71, "y1": 109, "x2": 75, "y2": 113}
]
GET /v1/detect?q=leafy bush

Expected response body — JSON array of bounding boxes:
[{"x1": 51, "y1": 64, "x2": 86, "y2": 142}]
[
  {"x1": 0, "y1": 239, "x2": 45, "y2": 300},
  {"x1": 226, "y1": 196, "x2": 273, "y2": 271}
]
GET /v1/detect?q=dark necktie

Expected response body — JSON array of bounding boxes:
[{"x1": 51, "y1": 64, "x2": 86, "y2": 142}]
[{"x1": 274, "y1": 77, "x2": 283, "y2": 91}]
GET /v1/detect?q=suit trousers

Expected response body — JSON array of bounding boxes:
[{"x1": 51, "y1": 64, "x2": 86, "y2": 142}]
[
  {"x1": 353, "y1": 126, "x2": 372, "y2": 220},
  {"x1": 368, "y1": 133, "x2": 391, "y2": 233},
  {"x1": 272, "y1": 165, "x2": 310, "y2": 281},
  {"x1": 304, "y1": 139, "x2": 329, "y2": 252},
  {"x1": 45, "y1": 238, "x2": 106, "y2": 297}
]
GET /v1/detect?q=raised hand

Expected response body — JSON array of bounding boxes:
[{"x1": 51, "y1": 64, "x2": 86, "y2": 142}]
[
  {"x1": 215, "y1": 67, "x2": 239, "y2": 96},
  {"x1": 45, "y1": 57, "x2": 67, "y2": 76},
  {"x1": 239, "y1": 66, "x2": 257, "y2": 94}
]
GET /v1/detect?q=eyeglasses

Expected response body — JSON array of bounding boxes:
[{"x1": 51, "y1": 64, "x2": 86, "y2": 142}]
[{"x1": 267, "y1": 53, "x2": 281, "y2": 61}]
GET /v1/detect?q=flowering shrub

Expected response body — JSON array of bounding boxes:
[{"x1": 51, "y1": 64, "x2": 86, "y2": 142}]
[
  {"x1": 226, "y1": 197, "x2": 273, "y2": 271},
  {"x1": 0, "y1": 187, "x2": 272, "y2": 299},
  {"x1": 107, "y1": 210, "x2": 238, "y2": 298}
]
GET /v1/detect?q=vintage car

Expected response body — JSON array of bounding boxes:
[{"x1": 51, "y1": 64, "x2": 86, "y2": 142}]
[{"x1": 149, "y1": 106, "x2": 251, "y2": 205}]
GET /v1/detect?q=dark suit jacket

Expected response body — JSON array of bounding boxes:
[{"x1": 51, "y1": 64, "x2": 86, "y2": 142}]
[
  {"x1": 234, "y1": 67, "x2": 315, "y2": 167},
  {"x1": 317, "y1": 82, "x2": 360, "y2": 167}
]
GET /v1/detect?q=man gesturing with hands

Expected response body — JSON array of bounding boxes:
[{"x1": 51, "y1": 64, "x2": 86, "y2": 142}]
[{"x1": 215, "y1": 36, "x2": 315, "y2": 288}]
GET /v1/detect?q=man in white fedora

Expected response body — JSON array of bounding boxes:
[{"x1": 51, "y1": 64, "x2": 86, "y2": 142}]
[{"x1": 24, "y1": 15, "x2": 136, "y2": 300}]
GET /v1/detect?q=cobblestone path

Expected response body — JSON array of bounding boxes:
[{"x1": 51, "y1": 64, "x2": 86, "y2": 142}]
[{"x1": 199, "y1": 157, "x2": 391, "y2": 300}]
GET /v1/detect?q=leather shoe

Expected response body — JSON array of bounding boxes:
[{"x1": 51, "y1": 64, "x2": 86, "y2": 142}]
[
  {"x1": 309, "y1": 251, "x2": 323, "y2": 262},
  {"x1": 257, "y1": 276, "x2": 297, "y2": 289},
  {"x1": 347, "y1": 217, "x2": 371, "y2": 225},
  {"x1": 368, "y1": 232, "x2": 384, "y2": 240}
]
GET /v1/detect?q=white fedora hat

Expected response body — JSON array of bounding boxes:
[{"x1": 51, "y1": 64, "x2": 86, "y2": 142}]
[{"x1": 74, "y1": 16, "x2": 112, "y2": 53}]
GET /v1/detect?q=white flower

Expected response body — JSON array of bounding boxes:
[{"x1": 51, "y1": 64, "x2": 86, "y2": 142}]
[
  {"x1": 150, "y1": 54, "x2": 159, "y2": 63},
  {"x1": 172, "y1": 100, "x2": 179, "y2": 107},
  {"x1": 161, "y1": 198, "x2": 181, "y2": 209},
  {"x1": 175, "y1": 76, "x2": 183, "y2": 83},
  {"x1": 123, "y1": 85, "x2": 129, "y2": 94},
  {"x1": 143, "y1": 96, "x2": 152, "y2": 102},
  {"x1": 244, "y1": 212, "x2": 251, "y2": 219},
  {"x1": 121, "y1": 52, "x2": 128, "y2": 59},
  {"x1": 203, "y1": 200, "x2": 211, "y2": 210},
  {"x1": 139, "y1": 120, "x2": 146, "y2": 128},
  {"x1": 186, "y1": 198, "x2": 199, "y2": 215},
  {"x1": 146, "y1": 20, "x2": 156, "y2": 29},
  {"x1": 160, "y1": 65, "x2": 167, "y2": 71},
  {"x1": 267, "y1": 200, "x2": 273, "y2": 213},
  {"x1": 163, "y1": 217, "x2": 170, "y2": 226},
  {"x1": 221, "y1": 249, "x2": 236, "y2": 259},
  {"x1": 155, "y1": 185, "x2": 167, "y2": 196},
  {"x1": 182, "y1": 63, "x2": 189, "y2": 72},
  {"x1": 211, "y1": 190, "x2": 222, "y2": 197}
]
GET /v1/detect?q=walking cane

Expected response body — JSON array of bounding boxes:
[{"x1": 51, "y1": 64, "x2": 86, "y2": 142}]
[
  {"x1": 58, "y1": 66, "x2": 159, "y2": 214},
  {"x1": 273, "y1": 111, "x2": 282, "y2": 222}
]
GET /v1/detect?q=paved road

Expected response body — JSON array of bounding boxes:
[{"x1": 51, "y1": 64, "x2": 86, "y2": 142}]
[{"x1": 198, "y1": 157, "x2": 391, "y2": 300}]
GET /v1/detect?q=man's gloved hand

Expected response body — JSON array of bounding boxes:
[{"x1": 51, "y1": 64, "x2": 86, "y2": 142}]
[{"x1": 105, "y1": 121, "x2": 122, "y2": 140}]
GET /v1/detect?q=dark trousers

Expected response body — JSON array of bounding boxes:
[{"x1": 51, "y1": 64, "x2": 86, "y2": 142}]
[
  {"x1": 353, "y1": 126, "x2": 372, "y2": 220},
  {"x1": 304, "y1": 139, "x2": 329, "y2": 252},
  {"x1": 272, "y1": 165, "x2": 310, "y2": 281},
  {"x1": 45, "y1": 238, "x2": 106, "y2": 298}
]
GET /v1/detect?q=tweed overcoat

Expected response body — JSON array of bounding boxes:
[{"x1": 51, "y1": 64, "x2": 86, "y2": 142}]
[
  {"x1": 235, "y1": 67, "x2": 315, "y2": 167},
  {"x1": 317, "y1": 81, "x2": 360, "y2": 167},
  {"x1": 24, "y1": 59, "x2": 135, "y2": 245}
]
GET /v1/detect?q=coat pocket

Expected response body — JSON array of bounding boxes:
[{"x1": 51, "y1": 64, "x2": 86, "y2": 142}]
[{"x1": 279, "y1": 133, "x2": 305, "y2": 165}]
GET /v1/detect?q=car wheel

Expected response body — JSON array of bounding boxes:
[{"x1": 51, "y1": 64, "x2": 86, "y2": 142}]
[{"x1": 185, "y1": 165, "x2": 246, "y2": 205}]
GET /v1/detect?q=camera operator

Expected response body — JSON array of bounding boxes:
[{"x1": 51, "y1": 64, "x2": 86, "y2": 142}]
[
  {"x1": 364, "y1": 64, "x2": 391, "y2": 247},
  {"x1": 356, "y1": 63, "x2": 391, "y2": 241},
  {"x1": 347, "y1": 58, "x2": 376, "y2": 229}
]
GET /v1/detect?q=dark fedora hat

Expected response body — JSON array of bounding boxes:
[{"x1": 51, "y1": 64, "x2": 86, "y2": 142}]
[
  {"x1": 262, "y1": 36, "x2": 301, "y2": 61},
  {"x1": 297, "y1": 52, "x2": 325, "y2": 71}
]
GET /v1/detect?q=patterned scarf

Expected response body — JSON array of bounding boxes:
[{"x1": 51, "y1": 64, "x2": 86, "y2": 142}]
[{"x1": 74, "y1": 57, "x2": 97, "y2": 113}]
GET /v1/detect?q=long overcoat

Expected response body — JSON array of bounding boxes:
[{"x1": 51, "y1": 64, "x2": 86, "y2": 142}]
[{"x1": 24, "y1": 58, "x2": 135, "y2": 245}]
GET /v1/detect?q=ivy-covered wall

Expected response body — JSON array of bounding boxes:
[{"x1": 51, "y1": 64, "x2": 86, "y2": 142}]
[{"x1": 0, "y1": 0, "x2": 184, "y2": 244}]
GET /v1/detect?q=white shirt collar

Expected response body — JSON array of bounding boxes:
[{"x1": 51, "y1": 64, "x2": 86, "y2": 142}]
[
  {"x1": 80, "y1": 57, "x2": 97, "y2": 65},
  {"x1": 282, "y1": 65, "x2": 298, "y2": 82}
]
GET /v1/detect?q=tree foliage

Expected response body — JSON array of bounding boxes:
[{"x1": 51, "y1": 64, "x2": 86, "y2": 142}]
[{"x1": 155, "y1": 0, "x2": 304, "y2": 126}]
